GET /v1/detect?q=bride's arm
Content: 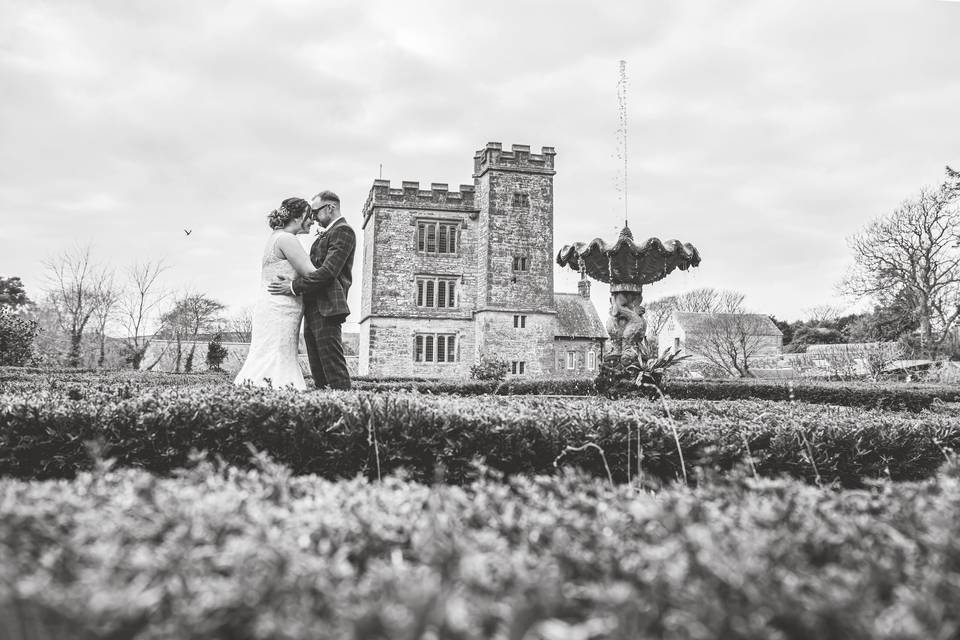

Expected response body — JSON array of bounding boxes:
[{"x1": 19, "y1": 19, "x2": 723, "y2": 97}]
[{"x1": 275, "y1": 234, "x2": 316, "y2": 277}]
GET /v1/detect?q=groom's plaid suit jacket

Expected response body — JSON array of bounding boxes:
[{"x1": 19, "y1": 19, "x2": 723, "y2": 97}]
[{"x1": 292, "y1": 217, "x2": 356, "y2": 322}]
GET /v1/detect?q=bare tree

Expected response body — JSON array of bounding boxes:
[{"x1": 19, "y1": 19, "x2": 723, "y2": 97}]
[
  {"x1": 686, "y1": 313, "x2": 767, "y2": 377},
  {"x1": 120, "y1": 260, "x2": 168, "y2": 369},
  {"x1": 90, "y1": 269, "x2": 120, "y2": 368},
  {"x1": 643, "y1": 295, "x2": 677, "y2": 342},
  {"x1": 841, "y1": 172, "x2": 960, "y2": 357},
  {"x1": 673, "y1": 287, "x2": 745, "y2": 313},
  {"x1": 228, "y1": 306, "x2": 254, "y2": 343},
  {"x1": 804, "y1": 304, "x2": 844, "y2": 325},
  {"x1": 159, "y1": 293, "x2": 225, "y2": 373},
  {"x1": 645, "y1": 287, "x2": 746, "y2": 342},
  {"x1": 42, "y1": 245, "x2": 111, "y2": 367}
]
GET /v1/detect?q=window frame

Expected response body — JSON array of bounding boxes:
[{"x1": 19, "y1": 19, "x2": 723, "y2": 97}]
[
  {"x1": 415, "y1": 275, "x2": 458, "y2": 309},
  {"x1": 511, "y1": 192, "x2": 530, "y2": 209},
  {"x1": 512, "y1": 256, "x2": 529, "y2": 272},
  {"x1": 415, "y1": 219, "x2": 460, "y2": 256},
  {"x1": 414, "y1": 332, "x2": 458, "y2": 363}
]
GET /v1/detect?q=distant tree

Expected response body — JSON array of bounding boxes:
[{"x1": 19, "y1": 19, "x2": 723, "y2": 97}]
[
  {"x1": 205, "y1": 332, "x2": 228, "y2": 371},
  {"x1": 90, "y1": 269, "x2": 120, "y2": 368},
  {"x1": 42, "y1": 245, "x2": 112, "y2": 367},
  {"x1": 644, "y1": 288, "x2": 746, "y2": 349},
  {"x1": 159, "y1": 293, "x2": 225, "y2": 373},
  {"x1": 804, "y1": 304, "x2": 844, "y2": 325},
  {"x1": 686, "y1": 312, "x2": 764, "y2": 377},
  {"x1": 841, "y1": 170, "x2": 960, "y2": 357},
  {"x1": 844, "y1": 291, "x2": 920, "y2": 345},
  {"x1": 0, "y1": 308, "x2": 39, "y2": 366},
  {"x1": 228, "y1": 306, "x2": 254, "y2": 343},
  {"x1": 673, "y1": 287, "x2": 745, "y2": 314},
  {"x1": 0, "y1": 277, "x2": 31, "y2": 311},
  {"x1": 119, "y1": 260, "x2": 168, "y2": 369},
  {"x1": 789, "y1": 325, "x2": 845, "y2": 352},
  {"x1": 644, "y1": 295, "x2": 676, "y2": 335}
]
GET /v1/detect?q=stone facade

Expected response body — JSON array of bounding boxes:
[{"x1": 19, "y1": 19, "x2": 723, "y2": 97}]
[{"x1": 359, "y1": 142, "x2": 606, "y2": 378}]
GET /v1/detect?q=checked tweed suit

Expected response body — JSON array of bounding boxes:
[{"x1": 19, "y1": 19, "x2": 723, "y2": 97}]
[{"x1": 291, "y1": 217, "x2": 356, "y2": 389}]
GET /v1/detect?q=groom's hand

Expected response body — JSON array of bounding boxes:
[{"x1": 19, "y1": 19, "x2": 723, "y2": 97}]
[{"x1": 267, "y1": 275, "x2": 295, "y2": 296}]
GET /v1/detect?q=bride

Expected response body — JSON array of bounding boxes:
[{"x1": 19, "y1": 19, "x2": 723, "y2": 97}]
[{"x1": 234, "y1": 197, "x2": 316, "y2": 389}]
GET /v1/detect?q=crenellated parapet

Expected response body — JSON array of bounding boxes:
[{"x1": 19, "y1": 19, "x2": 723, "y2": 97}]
[
  {"x1": 473, "y1": 142, "x2": 556, "y2": 177},
  {"x1": 362, "y1": 179, "x2": 479, "y2": 228}
]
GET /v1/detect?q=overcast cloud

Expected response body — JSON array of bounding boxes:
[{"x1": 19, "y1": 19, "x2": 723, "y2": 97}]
[{"x1": 2, "y1": 0, "x2": 959, "y2": 329}]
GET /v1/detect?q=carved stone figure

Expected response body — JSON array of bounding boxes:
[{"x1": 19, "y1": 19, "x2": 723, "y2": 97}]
[{"x1": 605, "y1": 289, "x2": 647, "y2": 361}]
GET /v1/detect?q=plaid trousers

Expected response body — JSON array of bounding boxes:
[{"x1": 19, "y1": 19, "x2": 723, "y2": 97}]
[{"x1": 303, "y1": 314, "x2": 351, "y2": 390}]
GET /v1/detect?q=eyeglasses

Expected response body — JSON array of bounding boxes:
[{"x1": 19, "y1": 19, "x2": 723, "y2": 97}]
[{"x1": 311, "y1": 203, "x2": 333, "y2": 216}]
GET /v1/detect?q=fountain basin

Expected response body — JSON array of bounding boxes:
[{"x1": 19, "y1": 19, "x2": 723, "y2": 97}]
[{"x1": 556, "y1": 224, "x2": 700, "y2": 290}]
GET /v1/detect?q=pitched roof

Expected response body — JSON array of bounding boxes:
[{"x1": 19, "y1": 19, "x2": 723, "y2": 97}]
[
  {"x1": 554, "y1": 293, "x2": 608, "y2": 339},
  {"x1": 671, "y1": 312, "x2": 782, "y2": 337}
]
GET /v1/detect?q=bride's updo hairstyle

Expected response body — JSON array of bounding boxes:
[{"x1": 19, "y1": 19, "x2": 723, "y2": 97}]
[{"x1": 267, "y1": 197, "x2": 311, "y2": 230}]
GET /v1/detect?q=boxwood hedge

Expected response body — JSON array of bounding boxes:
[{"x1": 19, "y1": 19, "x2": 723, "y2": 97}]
[
  {"x1": 2, "y1": 382, "x2": 958, "y2": 486},
  {"x1": 2, "y1": 461, "x2": 959, "y2": 638}
]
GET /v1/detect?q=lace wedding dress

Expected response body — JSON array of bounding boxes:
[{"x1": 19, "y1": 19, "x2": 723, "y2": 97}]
[{"x1": 234, "y1": 231, "x2": 307, "y2": 390}]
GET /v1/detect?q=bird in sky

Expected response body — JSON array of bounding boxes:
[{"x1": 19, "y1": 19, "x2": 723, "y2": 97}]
[{"x1": 184, "y1": 229, "x2": 192, "y2": 236}]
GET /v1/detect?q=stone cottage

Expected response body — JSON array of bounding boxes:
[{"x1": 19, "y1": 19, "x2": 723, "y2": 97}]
[{"x1": 358, "y1": 142, "x2": 607, "y2": 377}]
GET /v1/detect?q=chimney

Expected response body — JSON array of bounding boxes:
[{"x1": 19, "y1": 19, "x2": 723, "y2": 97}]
[{"x1": 578, "y1": 277, "x2": 591, "y2": 299}]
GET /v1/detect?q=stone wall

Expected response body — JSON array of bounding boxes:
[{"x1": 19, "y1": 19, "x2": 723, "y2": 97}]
[
  {"x1": 553, "y1": 338, "x2": 604, "y2": 378},
  {"x1": 360, "y1": 143, "x2": 563, "y2": 379},
  {"x1": 360, "y1": 317, "x2": 475, "y2": 377},
  {"x1": 473, "y1": 143, "x2": 556, "y2": 313},
  {"x1": 360, "y1": 181, "x2": 479, "y2": 322},
  {"x1": 474, "y1": 310, "x2": 557, "y2": 377}
]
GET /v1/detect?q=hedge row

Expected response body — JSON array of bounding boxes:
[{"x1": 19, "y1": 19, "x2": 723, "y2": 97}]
[
  {"x1": 352, "y1": 376, "x2": 598, "y2": 396},
  {"x1": 4, "y1": 367, "x2": 958, "y2": 411},
  {"x1": 357, "y1": 376, "x2": 960, "y2": 412},
  {"x1": 3, "y1": 462, "x2": 959, "y2": 638},
  {"x1": 665, "y1": 378, "x2": 960, "y2": 412},
  {"x1": 2, "y1": 383, "x2": 958, "y2": 486}
]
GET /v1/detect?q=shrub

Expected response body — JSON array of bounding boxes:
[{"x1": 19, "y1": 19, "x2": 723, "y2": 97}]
[
  {"x1": 2, "y1": 381, "x2": 959, "y2": 486},
  {"x1": 0, "y1": 308, "x2": 39, "y2": 366},
  {"x1": 205, "y1": 333, "x2": 228, "y2": 371},
  {"x1": 664, "y1": 378, "x2": 960, "y2": 412},
  {"x1": 2, "y1": 462, "x2": 960, "y2": 638},
  {"x1": 469, "y1": 354, "x2": 509, "y2": 381}
]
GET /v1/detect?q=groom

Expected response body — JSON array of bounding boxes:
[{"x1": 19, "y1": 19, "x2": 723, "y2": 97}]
[{"x1": 268, "y1": 190, "x2": 355, "y2": 390}]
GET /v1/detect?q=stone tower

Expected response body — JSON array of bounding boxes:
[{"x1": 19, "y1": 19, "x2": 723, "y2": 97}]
[{"x1": 472, "y1": 143, "x2": 558, "y2": 375}]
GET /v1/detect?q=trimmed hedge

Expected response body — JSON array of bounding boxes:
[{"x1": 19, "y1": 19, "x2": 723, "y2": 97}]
[
  {"x1": 2, "y1": 462, "x2": 960, "y2": 638},
  {"x1": 665, "y1": 378, "x2": 960, "y2": 412},
  {"x1": 2, "y1": 383, "x2": 958, "y2": 486},
  {"x1": 352, "y1": 376, "x2": 960, "y2": 412},
  {"x1": 4, "y1": 367, "x2": 958, "y2": 411},
  {"x1": 352, "y1": 376, "x2": 598, "y2": 396}
]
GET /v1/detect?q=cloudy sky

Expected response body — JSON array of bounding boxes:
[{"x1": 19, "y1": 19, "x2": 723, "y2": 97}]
[{"x1": 2, "y1": 0, "x2": 959, "y2": 331}]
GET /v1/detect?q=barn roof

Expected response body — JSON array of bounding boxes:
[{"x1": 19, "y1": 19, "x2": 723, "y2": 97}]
[{"x1": 672, "y1": 312, "x2": 782, "y2": 337}]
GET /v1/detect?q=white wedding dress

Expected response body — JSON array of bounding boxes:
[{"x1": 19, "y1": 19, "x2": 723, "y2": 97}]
[{"x1": 234, "y1": 231, "x2": 307, "y2": 390}]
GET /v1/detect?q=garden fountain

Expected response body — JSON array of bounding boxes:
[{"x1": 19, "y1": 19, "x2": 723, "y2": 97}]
[{"x1": 555, "y1": 61, "x2": 701, "y2": 394}]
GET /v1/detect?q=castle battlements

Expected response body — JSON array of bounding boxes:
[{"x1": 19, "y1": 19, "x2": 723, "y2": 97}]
[
  {"x1": 473, "y1": 142, "x2": 556, "y2": 177},
  {"x1": 362, "y1": 180, "x2": 478, "y2": 228}
]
